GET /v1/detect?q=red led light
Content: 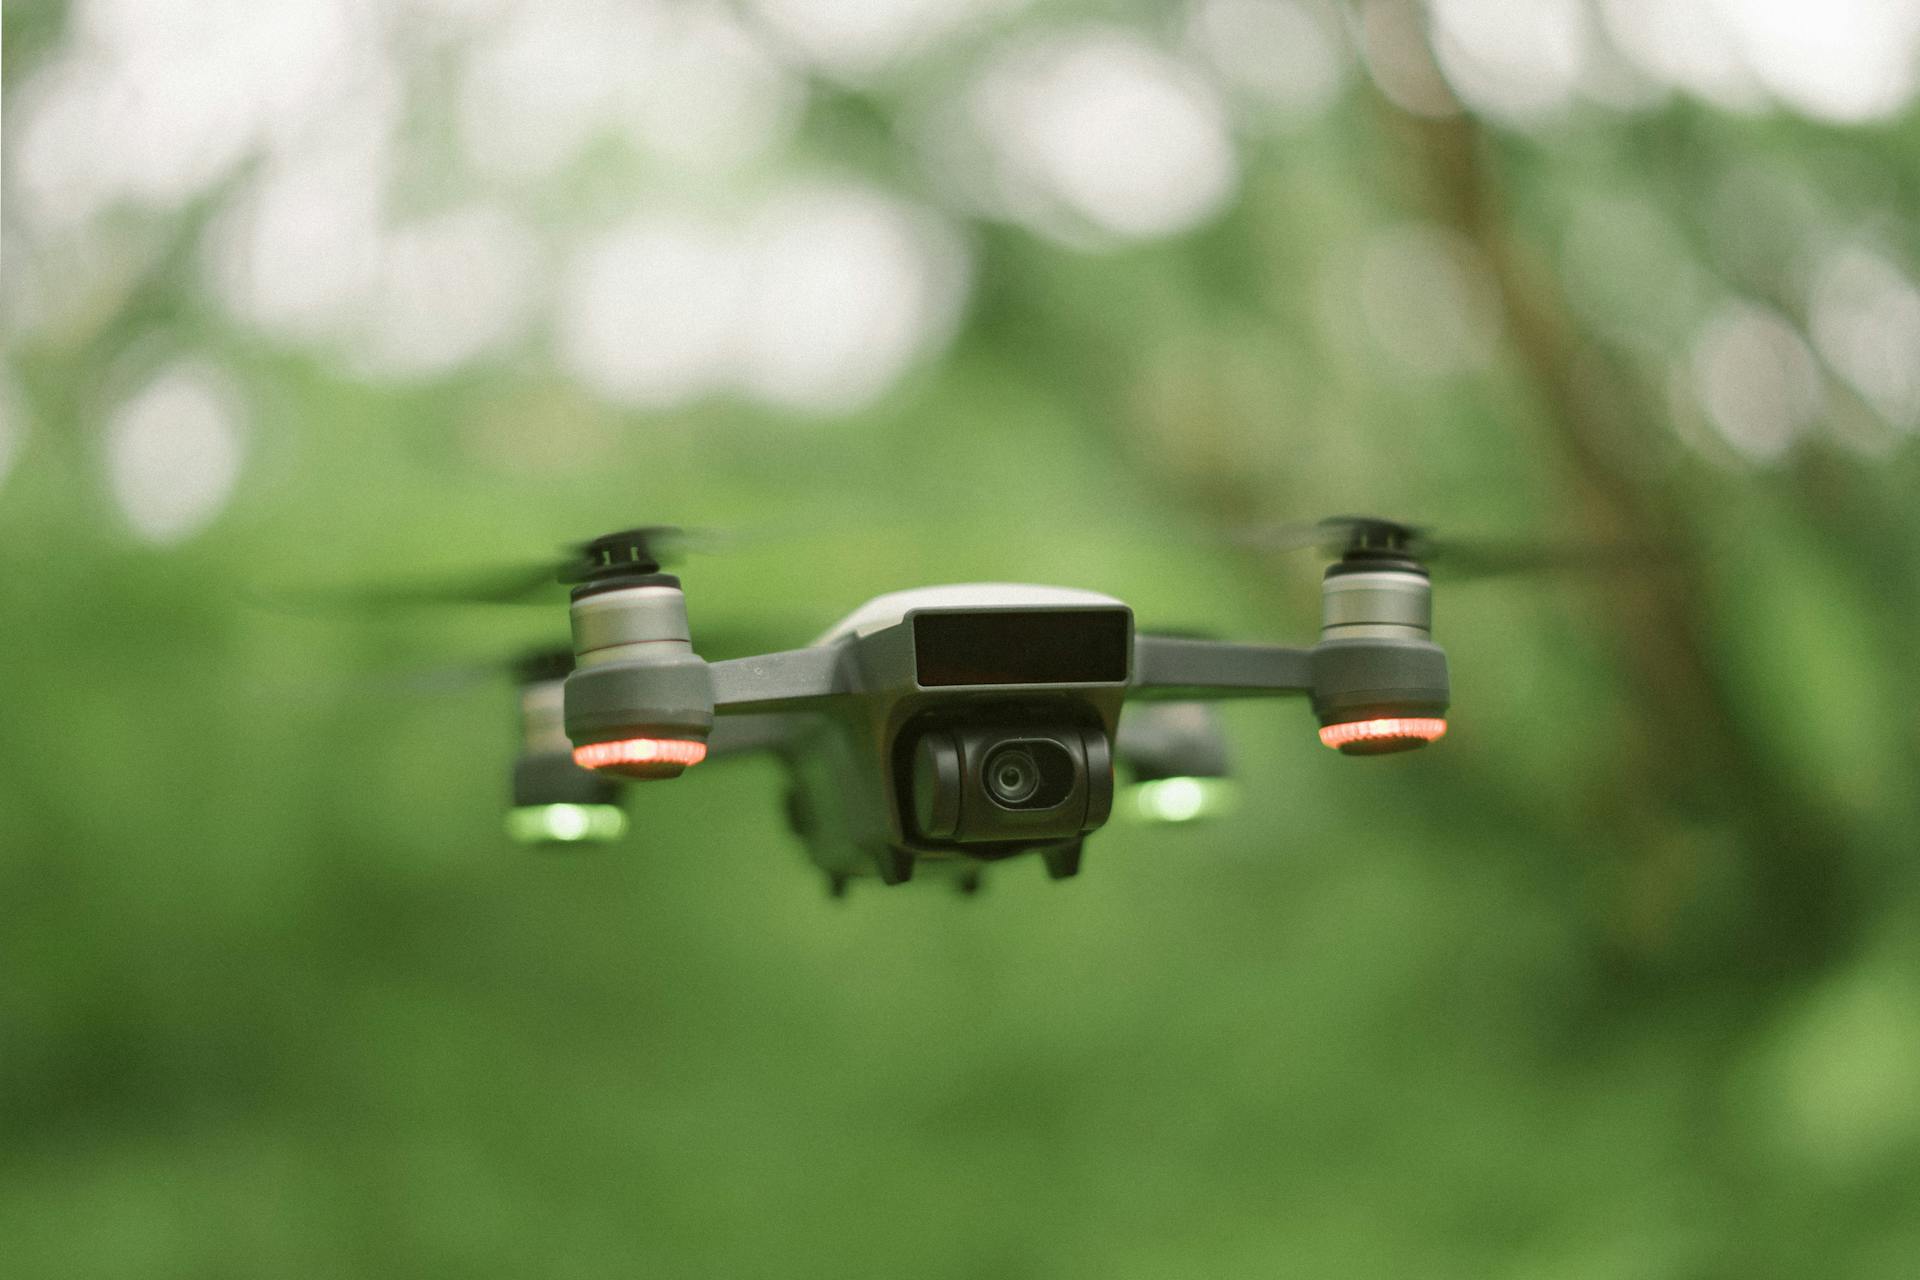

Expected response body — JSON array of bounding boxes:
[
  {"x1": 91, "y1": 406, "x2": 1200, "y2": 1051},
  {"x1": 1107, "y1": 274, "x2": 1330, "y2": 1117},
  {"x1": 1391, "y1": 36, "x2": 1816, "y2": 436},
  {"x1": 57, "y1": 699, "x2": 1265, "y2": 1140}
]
[
  {"x1": 572, "y1": 737, "x2": 709, "y2": 773},
  {"x1": 1317, "y1": 717, "x2": 1448, "y2": 752}
]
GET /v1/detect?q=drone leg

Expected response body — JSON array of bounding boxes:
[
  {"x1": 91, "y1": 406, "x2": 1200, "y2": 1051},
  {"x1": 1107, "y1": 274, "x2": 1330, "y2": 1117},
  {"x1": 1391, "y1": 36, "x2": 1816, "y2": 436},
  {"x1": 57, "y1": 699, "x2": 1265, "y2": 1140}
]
[
  {"x1": 1041, "y1": 841, "x2": 1084, "y2": 881},
  {"x1": 825, "y1": 872, "x2": 849, "y2": 900},
  {"x1": 955, "y1": 869, "x2": 983, "y2": 898},
  {"x1": 875, "y1": 846, "x2": 915, "y2": 886}
]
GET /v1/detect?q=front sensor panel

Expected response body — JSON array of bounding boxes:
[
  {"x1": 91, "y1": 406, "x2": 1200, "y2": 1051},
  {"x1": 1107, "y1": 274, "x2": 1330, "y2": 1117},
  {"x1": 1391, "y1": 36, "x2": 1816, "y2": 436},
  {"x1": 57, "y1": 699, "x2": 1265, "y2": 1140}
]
[{"x1": 912, "y1": 609, "x2": 1131, "y2": 687}]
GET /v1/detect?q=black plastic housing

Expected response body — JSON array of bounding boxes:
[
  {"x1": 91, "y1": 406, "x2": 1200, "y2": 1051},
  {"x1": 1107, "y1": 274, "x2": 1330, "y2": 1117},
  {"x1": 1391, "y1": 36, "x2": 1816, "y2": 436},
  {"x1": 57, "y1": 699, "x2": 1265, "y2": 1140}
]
[
  {"x1": 512, "y1": 752, "x2": 623, "y2": 808},
  {"x1": 906, "y1": 719, "x2": 1112, "y2": 847}
]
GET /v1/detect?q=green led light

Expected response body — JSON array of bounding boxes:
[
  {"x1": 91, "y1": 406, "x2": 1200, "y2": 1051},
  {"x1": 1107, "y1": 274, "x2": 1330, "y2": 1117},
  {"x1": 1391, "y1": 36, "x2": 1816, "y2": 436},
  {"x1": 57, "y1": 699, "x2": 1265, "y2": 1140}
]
[
  {"x1": 506, "y1": 803, "x2": 628, "y2": 846},
  {"x1": 1126, "y1": 777, "x2": 1239, "y2": 825}
]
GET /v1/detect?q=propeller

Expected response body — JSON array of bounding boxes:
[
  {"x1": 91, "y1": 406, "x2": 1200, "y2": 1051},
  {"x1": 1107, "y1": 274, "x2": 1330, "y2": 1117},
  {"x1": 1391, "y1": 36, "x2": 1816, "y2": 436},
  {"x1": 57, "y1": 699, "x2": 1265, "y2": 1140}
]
[
  {"x1": 249, "y1": 526, "x2": 696, "y2": 614},
  {"x1": 560, "y1": 526, "x2": 687, "y2": 587},
  {"x1": 1236, "y1": 514, "x2": 1661, "y2": 581}
]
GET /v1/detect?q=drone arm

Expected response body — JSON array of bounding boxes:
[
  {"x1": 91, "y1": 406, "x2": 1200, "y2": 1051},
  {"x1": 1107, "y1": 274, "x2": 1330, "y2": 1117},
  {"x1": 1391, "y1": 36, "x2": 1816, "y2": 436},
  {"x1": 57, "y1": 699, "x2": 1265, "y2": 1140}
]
[
  {"x1": 709, "y1": 647, "x2": 848, "y2": 715},
  {"x1": 1128, "y1": 635, "x2": 1314, "y2": 701},
  {"x1": 703, "y1": 712, "x2": 800, "y2": 759}
]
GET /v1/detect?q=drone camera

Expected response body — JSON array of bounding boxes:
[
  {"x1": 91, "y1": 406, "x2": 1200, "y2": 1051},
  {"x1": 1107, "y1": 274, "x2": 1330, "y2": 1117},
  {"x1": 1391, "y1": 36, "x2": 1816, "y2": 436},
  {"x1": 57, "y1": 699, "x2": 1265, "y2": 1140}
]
[
  {"x1": 982, "y1": 740, "x2": 1074, "y2": 808},
  {"x1": 909, "y1": 721, "x2": 1113, "y2": 846}
]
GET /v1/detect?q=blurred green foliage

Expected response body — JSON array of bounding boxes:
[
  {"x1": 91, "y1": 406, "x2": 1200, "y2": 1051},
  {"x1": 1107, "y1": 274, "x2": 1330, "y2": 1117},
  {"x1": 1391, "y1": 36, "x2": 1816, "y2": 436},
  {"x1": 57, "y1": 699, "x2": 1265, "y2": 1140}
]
[{"x1": 6, "y1": 0, "x2": 1920, "y2": 1276}]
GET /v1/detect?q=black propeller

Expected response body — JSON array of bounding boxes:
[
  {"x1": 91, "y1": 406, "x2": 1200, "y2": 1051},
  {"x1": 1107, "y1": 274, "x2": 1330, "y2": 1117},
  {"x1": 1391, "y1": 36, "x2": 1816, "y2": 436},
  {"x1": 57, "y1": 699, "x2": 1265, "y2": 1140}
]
[
  {"x1": 559, "y1": 526, "x2": 686, "y2": 587},
  {"x1": 1238, "y1": 514, "x2": 1660, "y2": 581},
  {"x1": 251, "y1": 526, "x2": 694, "y2": 614}
]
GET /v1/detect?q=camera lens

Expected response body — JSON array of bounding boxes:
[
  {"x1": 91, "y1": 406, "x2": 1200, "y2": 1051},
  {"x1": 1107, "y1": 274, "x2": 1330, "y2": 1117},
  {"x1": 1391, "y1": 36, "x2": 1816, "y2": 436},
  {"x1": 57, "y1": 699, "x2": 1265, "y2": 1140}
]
[{"x1": 983, "y1": 745, "x2": 1042, "y2": 806}]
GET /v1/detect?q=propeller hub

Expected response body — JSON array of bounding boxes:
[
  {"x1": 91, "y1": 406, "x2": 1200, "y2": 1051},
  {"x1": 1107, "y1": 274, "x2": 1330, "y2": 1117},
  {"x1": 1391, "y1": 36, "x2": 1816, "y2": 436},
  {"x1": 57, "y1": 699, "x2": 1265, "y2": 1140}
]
[
  {"x1": 1320, "y1": 515, "x2": 1431, "y2": 577},
  {"x1": 561, "y1": 526, "x2": 684, "y2": 597}
]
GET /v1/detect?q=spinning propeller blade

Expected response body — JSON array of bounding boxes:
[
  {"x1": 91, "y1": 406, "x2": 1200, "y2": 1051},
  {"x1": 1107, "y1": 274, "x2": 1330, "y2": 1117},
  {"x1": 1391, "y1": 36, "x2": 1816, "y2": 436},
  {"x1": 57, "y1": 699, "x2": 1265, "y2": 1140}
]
[
  {"x1": 249, "y1": 526, "x2": 701, "y2": 614},
  {"x1": 1236, "y1": 514, "x2": 1661, "y2": 580}
]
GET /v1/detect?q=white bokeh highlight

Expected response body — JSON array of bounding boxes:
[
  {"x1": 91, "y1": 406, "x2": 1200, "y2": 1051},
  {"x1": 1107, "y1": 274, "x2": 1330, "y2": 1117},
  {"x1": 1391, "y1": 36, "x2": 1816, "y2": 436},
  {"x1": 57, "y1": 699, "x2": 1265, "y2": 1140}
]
[
  {"x1": 557, "y1": 185, "x2": 969, "y2": 414},
  {"x1": 621, "y1": 8, "x2": 803, "y2": 174},
  {"x1": 208, "y1": 133, "x2": 390, "y2": 344},
  {"x1": 1593, "y1": 0, "x2": 1762, "y2": 112},
  {"x1": 959, "y1": 28, "x2": 1239, "y2": 243},
  {"x1": 15, "y1": 0, "x2": 1920, "y2": 444},
  {"x1": 1428, "y1": 0, "x2": 1591, "y2": 124},
  {"x1": 1188, "y1": 0, "x2": 1350, "y2": 121},
  {"x1": 1689, "y1": 301, "x2": 1823, "y2": 462},
  {"x1": 456, "y1": 0, "x2": 629, "y2": 183},
  {"x1": 735, "y1": 185, "x2": 969, "y2": 413},
  {"x1": 106, "y1": 363, "x2": 247, "y2": 544},
  {"x1": 14, "y1": 0, "x2": 383, "y2": 229},
  {"x1": 1809, "y1": 248, "x2": 1920, "y2": 431},
  {"x1": 1597, "y1": 0, "x2": 1920, "y2": 121},
  {"x1": 748, "y1": 0, "x2": 1020, "y2": 81},
  {"x1": 353, "y1": 205, "x2": 542, "y2": 379},
  {"x1": 557, "y1": 214, "x2": 747, "y2": 409},
  {"x1": 458, "y1": 1, "x2": 800, "y2": 183},
  {"x1": 1721, "y1": 0, "x2": 1920, "y2": 124}
]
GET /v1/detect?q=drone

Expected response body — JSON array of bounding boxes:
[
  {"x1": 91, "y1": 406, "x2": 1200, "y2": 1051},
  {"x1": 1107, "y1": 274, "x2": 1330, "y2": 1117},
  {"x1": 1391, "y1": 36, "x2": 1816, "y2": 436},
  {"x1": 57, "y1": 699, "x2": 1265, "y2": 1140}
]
[
  {"x1": 504, "y1": 641, "x2": 1241, "y2": 871},
  {"x1": 487, "y1": 516, "x2": 1452, "y2": 894}
]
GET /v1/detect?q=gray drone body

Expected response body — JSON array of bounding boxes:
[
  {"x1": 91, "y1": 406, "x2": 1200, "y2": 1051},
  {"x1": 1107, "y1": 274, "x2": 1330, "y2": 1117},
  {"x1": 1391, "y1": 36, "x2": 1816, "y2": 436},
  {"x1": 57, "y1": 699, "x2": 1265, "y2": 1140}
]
[
  {"x1": 271, "y1": 517, "x2": 1603, "y2": 872},
  {"x1": 556, "y1": 557, "x2": 1450, "y2": 891}
]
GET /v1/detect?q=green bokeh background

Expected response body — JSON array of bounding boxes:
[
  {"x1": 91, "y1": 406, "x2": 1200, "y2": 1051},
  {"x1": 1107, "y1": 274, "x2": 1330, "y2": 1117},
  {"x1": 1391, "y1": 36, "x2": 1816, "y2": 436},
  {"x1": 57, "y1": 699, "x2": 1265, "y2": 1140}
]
[{"x1": 6, "y1": 2, "x2": 1920, "y2": 1276}]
